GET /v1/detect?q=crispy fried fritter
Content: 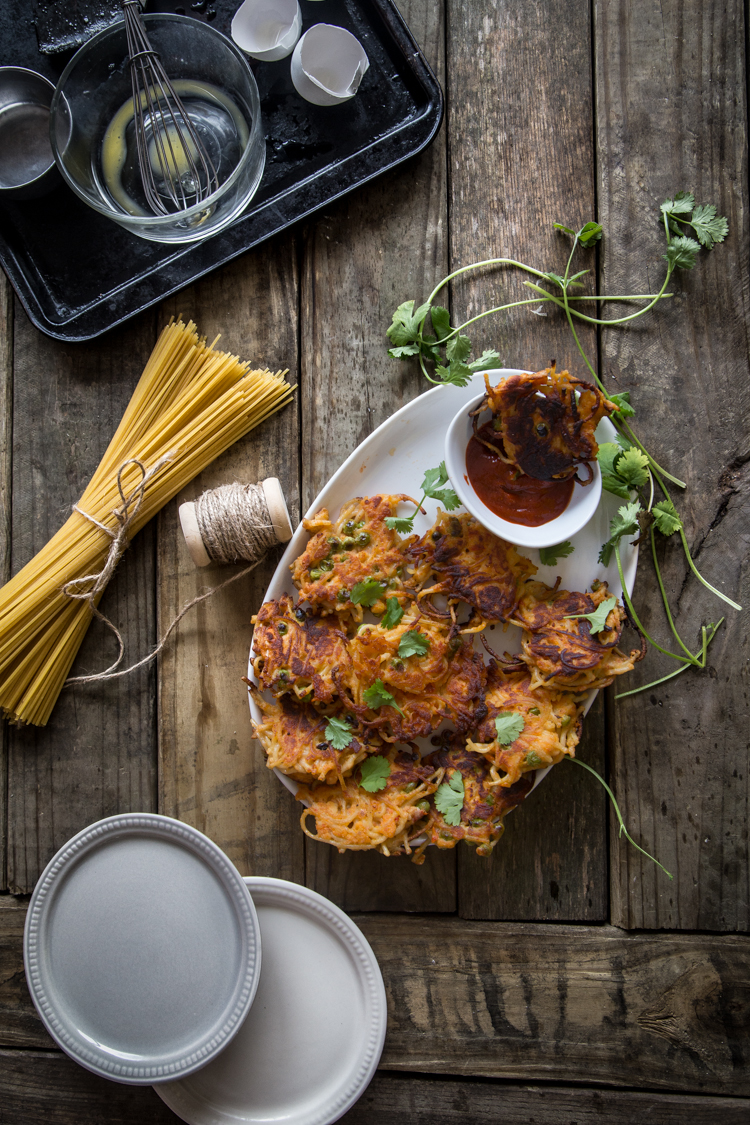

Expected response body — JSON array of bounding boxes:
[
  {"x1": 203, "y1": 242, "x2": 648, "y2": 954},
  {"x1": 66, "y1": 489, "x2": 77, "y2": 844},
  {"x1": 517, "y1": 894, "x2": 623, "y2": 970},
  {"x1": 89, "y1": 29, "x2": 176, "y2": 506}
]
[
  {"x1": 251, "y1": 594, "x2": 350, "y2": 703},
  {"x1": 479, "y1": 365, "x2": 617, "y2": 482},
  {"x1": 348, "y1": 610, "x2": 461, "y2": 697},
  {"x1": 344, "y1": 638, "x2": 487, "y2": 742},
  {"x1": 250, "y1": 689, "x2": 376, "y2": 785},
  {"x1": 407, "y1": 511, "x2": 537, "y2": 626},
  {"x1": 297, "y1": 748, "x2": 443, "y2": 856},
  {"x1": 511, "y1": 580, "x2": 644, "y2": 691},
  {"x1": 467, "y1": 661, "x2": 582, "y2": 787},
  {"x1": 420, "y1": 742, "x2": 534, "y2": 857},
  {"x1": 291, "y1": 495, "x2": 411, "y2": 619}
]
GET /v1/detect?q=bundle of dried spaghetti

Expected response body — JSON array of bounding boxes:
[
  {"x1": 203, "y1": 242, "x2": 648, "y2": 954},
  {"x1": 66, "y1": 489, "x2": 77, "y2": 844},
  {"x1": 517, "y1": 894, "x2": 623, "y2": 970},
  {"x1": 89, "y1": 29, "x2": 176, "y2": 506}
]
[{"x1": 0, "y1": 319, "x2": 294, "y2": 727}]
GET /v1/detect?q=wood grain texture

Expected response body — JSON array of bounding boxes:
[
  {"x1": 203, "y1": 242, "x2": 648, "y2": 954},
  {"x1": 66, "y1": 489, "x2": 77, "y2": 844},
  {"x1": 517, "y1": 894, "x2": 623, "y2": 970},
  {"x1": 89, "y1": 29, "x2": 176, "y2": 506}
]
[
  {"x1": 301, "y1": 0, "x2": 455, "y2": 912},
  {"x1": 446, "y1": 0, "x2": 608, "y2": 920},
  {"x1": 0, "y1": 274, "x2": 11, "y2": 891},
  {"x1": 157, "y1": 237, "x2": 305, "y2": 881},
  {"x1": 6, "y1": 308, "x2": 159, "y2": 894},
  {"x1": 341, "y1": 1073, "x2": 750, "y2": 1125},
  {"x1": 0, "y1": 896, "x2": 50, "y2": 1050},
  {"x1": 594, "y1": 0, "x2": 750, "y2": 930},
  {"x1": 355, "y1": 916, "x2": 750, "y2": 1096}
]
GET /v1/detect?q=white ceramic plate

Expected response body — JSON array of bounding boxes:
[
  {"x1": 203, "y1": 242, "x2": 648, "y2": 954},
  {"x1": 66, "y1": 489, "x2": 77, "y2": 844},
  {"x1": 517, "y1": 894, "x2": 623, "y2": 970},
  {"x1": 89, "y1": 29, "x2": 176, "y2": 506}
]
[
  {"x1": 24, "y1": 814, "x2": 261, "y2": 1085},
  {"x1": 155, "y1": 876, "x2": 387, "y2": 1125},
  {"x1": 248, "y1": 372, "x2": 639, "y2": 793}
]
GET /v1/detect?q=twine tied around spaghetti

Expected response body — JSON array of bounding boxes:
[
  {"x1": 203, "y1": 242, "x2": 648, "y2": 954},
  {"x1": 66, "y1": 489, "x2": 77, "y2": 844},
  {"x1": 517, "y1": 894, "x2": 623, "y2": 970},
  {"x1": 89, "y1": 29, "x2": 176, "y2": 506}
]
[{"x1": 63, "y1": 461, "x2": 278, "y2": 686}]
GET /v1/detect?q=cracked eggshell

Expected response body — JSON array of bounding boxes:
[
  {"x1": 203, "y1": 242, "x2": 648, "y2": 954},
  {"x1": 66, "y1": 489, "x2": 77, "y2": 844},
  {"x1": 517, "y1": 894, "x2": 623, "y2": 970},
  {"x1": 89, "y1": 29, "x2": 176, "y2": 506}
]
[
  {"x1": 290, "y1": 23, "x2": 369, "y2": 106},
  {"x1": 231, "y1": 0, "x2": 302, "y2": 62}
]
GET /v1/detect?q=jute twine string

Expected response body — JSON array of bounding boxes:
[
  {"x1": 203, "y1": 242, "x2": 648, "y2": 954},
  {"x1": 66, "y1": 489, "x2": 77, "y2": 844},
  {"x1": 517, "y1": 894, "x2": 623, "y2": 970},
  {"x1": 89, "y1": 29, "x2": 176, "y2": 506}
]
[
  {"x1": 195, "y1": 481, "x2": 278, "y2": 564},
  {"x1": 63, "y1": 465, "x2": 275, "y2": 687}
]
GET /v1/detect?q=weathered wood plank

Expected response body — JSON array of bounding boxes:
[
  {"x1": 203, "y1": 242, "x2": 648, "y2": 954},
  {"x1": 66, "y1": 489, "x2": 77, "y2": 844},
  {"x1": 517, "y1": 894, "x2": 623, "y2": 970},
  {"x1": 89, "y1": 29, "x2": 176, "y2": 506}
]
[
  {"x1": 0, "y1": 1049, "x2": 182, "y2": 1124},
  {"x1": 2, "y1": 1057, "x2": 749, "y2": 1125},
  {"x1": 157, "y1": 236, "x2": 305, "y2": 881},
  {"x1": 447, "y1": 0, "x2": 607, "y2": 920},
  {"x1": 4, "y1": 900, "x2": 749, "y2": 1095},
  {"x1": 301, "y1": 0, "x2": 455, "y2": 912},
  {"x1": 6, "y1": 307, "x2": 159, "y2": 894},
  {"x1": 342, "y1": 1073, "x2": 750, "y2": 1125},
  {"x1": 595, "y1": 0, "x2": 750, "y2": 929},
  {"x1": 355, "y1": 917, "x2": 750, "y2": 1096},
  {"x1": 0, "y1": 272, "x2": 12, "y2": 891}
]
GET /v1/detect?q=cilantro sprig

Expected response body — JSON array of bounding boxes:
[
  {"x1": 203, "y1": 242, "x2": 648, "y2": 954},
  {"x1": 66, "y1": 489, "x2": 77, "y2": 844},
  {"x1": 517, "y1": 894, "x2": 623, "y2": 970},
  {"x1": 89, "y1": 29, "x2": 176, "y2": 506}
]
[
  {"x1": 363, "y1": 679, "x2": 404, "y2": 715},
  {"x1": 351, "y1": 578, "x2": 386, "y2": 607},
  {"x1": 381, "y1": 597, "x2": 404, "y2": 629},
  {"x1": 434, "y1": 770, "x2": 465, "y2": 826},
  {"x1": 494, "y1": 712, "x2": 525, "y2": 745},
  {"x1": 397, "y1": 631, "x2": 430, "y2": 659},
  {"x1": 539, "y1": 541, "x2": 574, "y2": 566},
  {"x1": 324, "y1": 715, "x2": 355, "y2": 751},
  {"x1": 359, "y1": 755, "x2": 391, "y2": 792},
  {"x1": 385, "y1": 461, "x2": 459, "y2": 535},
  {"x1": 565, "y1": 596, "x2": 618, "y2": 636},
  {"x1": 386, "y1": 195, "x2": 740, "y2": 704}
]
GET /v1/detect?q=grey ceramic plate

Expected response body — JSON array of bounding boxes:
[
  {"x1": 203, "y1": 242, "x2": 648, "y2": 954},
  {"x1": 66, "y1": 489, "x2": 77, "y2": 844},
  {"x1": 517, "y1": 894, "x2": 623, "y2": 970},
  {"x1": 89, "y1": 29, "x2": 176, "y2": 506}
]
[
  {"x1": 24, "y1": 813, "x2": 261, "y2": 1085},
  {"x1": 155, "y1": 876, "x2": 387, "y2": 1125}
]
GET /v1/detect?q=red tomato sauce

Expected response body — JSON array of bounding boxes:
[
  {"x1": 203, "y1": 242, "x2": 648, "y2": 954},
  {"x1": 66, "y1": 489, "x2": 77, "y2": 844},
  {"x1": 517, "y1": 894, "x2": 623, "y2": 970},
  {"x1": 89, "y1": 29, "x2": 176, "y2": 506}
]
[{"x1": 466, "y1": 423, "x2": 575, "y2": 527}]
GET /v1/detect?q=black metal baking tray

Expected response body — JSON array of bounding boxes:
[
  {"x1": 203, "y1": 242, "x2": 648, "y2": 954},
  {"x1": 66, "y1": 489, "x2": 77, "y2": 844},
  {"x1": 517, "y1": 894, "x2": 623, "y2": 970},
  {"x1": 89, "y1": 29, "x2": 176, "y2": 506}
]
[{"x1": 0, "y1": 0, "x2": 442, "y2": 341}]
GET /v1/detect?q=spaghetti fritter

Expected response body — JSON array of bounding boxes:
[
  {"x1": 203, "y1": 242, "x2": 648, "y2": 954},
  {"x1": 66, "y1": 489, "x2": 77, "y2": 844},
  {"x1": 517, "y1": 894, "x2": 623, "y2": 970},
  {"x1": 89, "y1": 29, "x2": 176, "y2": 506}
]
[
  {"x1": 407, "y1": 510, "x2": 536, "y2": 626},
  {"x1": 420, "y1": 742, "x2": 534, "y2": 857},
  {"x1": 511, "y1": 579, "x2": 644, "y2": 691},
  {"x1": 251, "y1": 594, "x2": 349, "y2": 703},
  {"x1": 467, "y1": 661, "x2": 582, "y2": 787},
  {"x1": 349, "y1": 609, "x2": 461, "y2": 697},
  {"x1": 297, "y1": 748, "x2": 443, "y2": 856},
  {"x1": 477, "y1": 365, "x2": 617, "y2": 482},
  {"x1": 250, "y1": 688, "x2": 376, "y2": 785},
  {"x1": 291, "y1": 494, "x2": 411, "y2": 619}
]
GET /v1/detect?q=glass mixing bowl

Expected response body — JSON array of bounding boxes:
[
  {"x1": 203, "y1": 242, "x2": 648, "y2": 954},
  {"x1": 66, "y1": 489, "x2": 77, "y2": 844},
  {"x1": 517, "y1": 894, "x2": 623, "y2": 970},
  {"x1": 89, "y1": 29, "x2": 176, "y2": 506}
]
[{"x1": 50, "y1": 14, "x2": 266, "y2": 244}]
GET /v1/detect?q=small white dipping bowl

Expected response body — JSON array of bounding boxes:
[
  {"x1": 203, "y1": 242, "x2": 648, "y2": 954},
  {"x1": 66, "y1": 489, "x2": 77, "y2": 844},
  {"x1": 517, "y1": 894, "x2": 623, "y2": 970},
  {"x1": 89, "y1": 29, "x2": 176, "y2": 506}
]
[{"x1": 444, "y1": 372, "x2": 602, "y2": 549}]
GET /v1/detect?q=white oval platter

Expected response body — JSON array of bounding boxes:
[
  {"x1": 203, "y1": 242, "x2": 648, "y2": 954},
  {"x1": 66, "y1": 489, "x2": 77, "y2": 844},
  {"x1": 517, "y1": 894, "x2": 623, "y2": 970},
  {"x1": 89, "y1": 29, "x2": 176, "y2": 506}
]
[
  {"x1": 248, "y1": 371, "x2": 638, "y2": 795},
  {"x1": 155, "y1": 876, "x2": 387, "y2": 1125}
]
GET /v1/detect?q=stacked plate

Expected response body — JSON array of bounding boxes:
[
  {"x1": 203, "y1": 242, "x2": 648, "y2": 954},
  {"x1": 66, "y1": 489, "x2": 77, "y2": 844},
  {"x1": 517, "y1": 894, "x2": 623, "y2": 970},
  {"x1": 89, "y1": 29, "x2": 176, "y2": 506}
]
[{"x1": 24, "y1": 814, "x2": 387, "y2": 1124}]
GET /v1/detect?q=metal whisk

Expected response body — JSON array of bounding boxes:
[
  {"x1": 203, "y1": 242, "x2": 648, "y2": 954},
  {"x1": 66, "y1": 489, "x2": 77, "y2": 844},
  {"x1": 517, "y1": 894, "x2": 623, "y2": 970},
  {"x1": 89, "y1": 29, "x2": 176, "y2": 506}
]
[{"x1": 122, "y1": 0, "x2": 218, "y2": 214}]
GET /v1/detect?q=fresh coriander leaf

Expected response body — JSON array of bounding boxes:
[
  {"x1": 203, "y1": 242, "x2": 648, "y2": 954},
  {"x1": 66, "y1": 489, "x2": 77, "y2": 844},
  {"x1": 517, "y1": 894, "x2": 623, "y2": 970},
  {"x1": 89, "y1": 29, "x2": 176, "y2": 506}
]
[
  {"x1": 608, "y1": 391, "x2": 636, "y2": 418},
  {"x1": 553, "y1": 222, "x2": 576, "y2": 236},
  {"x1": 599, "y1": 501, "x2": 642, "y2": 565},
  {"x1": 446, "y1": 333, "x2": 472, "y2": 363},
  {"x1": 430, "y1": 306, "x2": 452, "y2": 341},
  {"x1": 434, "y1": 363, "x2": 451, "y2": 381},
  {"x1": 363, "y1": 679, "x2": 404, "y2": 715},
  {"x1": 615, "y1": 431, "x2": 632, "y2": 450},
  {"x1": 351, "y1": 578, "x2": 387, "y2": 607},
  {"x1": 360, "y1": 755, "x2": 391, "y2": 792},
  {"x1": 432, "y1": 486, "x2": 461, "y2": 511},
  {"x1": 388, "y1": 343, "x2": 421, "y2": 360},
  {"x1": 445, "y1": 358, "x2": 473, "y2": 387},
  {"x1": 422, "y1": 462, "x2": 450, "y2": 493},
  {"x1": 435, "y1": 771, "x2": 465, "y2": 826},
  {"x1": 398, "y1": 631, "x2": 431, "y2": 659},
  {"x1": 468, "y1": 349, "x2": 503, "y2": 372},
  {"x1": 690, "y1": 203, "x2": 729, "y2": 249},
  {"x1": 384, "y1": 515, "x2": 415, "y2": 534},
  {"x1": 616, "y1": 447, "x2": 650, "y2": 488},
  {"x1": 578, "y1": 221, "x2": 603, "y2": 247},
  {"x1": 664, "y1": 235, "x2": 701, "y2": 271},
  {"x1": 324, "y1": 716, "x2": 355, "y2": 751},
  {"x1": 381, "y1": 597, "x2": 404, "y2": 629},
  {"x1": 565, "y1": 595, "x2": 618, "y2": 635},
  {"x1": 386, "y1": 300, "x2": 432, "y2": 347},
  {"x1": 652, "y1": 499, "x2": 683, "y2": 536},
  {"x1": 661, "y1": 191, "x2": 694, "y2": 215},
  {"x1": 602, "y1": 475, "x2": 633, "y2": 500},
  {"x1": 494, "y1": 712, "x2": 525, "y2": 745},
  {"x1": 544, "y1": 271, "x2": 568, "y2": 290},
  {"x1": 539, "y1": 541, "x2": 575, "y2": 566},
  {"x1": 597, "y1": 442, "x2": 622, "y2": 477},
  {"x1": 567, "y1": 269, "x2": 591, "y2": 284}
]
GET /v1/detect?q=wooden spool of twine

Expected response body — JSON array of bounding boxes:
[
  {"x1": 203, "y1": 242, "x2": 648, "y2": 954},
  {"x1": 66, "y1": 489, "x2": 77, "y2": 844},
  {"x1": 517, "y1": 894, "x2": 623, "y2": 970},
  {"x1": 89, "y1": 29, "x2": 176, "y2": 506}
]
[{"x1": 179, "y1": 478, "x2": 293, "y2": 567}]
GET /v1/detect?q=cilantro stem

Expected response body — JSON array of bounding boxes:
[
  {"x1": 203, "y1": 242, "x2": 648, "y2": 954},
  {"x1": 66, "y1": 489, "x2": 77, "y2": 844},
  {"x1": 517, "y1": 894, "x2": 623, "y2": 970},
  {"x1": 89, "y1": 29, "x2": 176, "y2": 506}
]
[
  {"x1": 678, "y1": 527, "x2": 742, "y2": 612},
  {"x1": 616, "y1": 419, "x2": 686, "y2": 489},
  {"x1": 567, "y1": 757, "x2": 673, "y2": 879},
  {"x1": 523, "y1": 277, "x2": 675, "y2": 327},
  {"x1": 614, "y1": 545, "x2": 694, "y2": 664},
  {"x1": 615, "y1": 620, "x2": 724, "y2": 698},
  {"x1": 425, "y1": 258, "x2": 549, "y2": 308},
  {"x1": 648, "y1": 525, "x2": 700, "y2": 663}
]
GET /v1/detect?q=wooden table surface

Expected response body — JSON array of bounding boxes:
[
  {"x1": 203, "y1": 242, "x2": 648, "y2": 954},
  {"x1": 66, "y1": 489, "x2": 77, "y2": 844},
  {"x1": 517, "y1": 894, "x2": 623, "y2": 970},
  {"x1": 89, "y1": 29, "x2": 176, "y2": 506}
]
[{"x1": 1, "y1": 1, "x2": 749, "y2": 1121}]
